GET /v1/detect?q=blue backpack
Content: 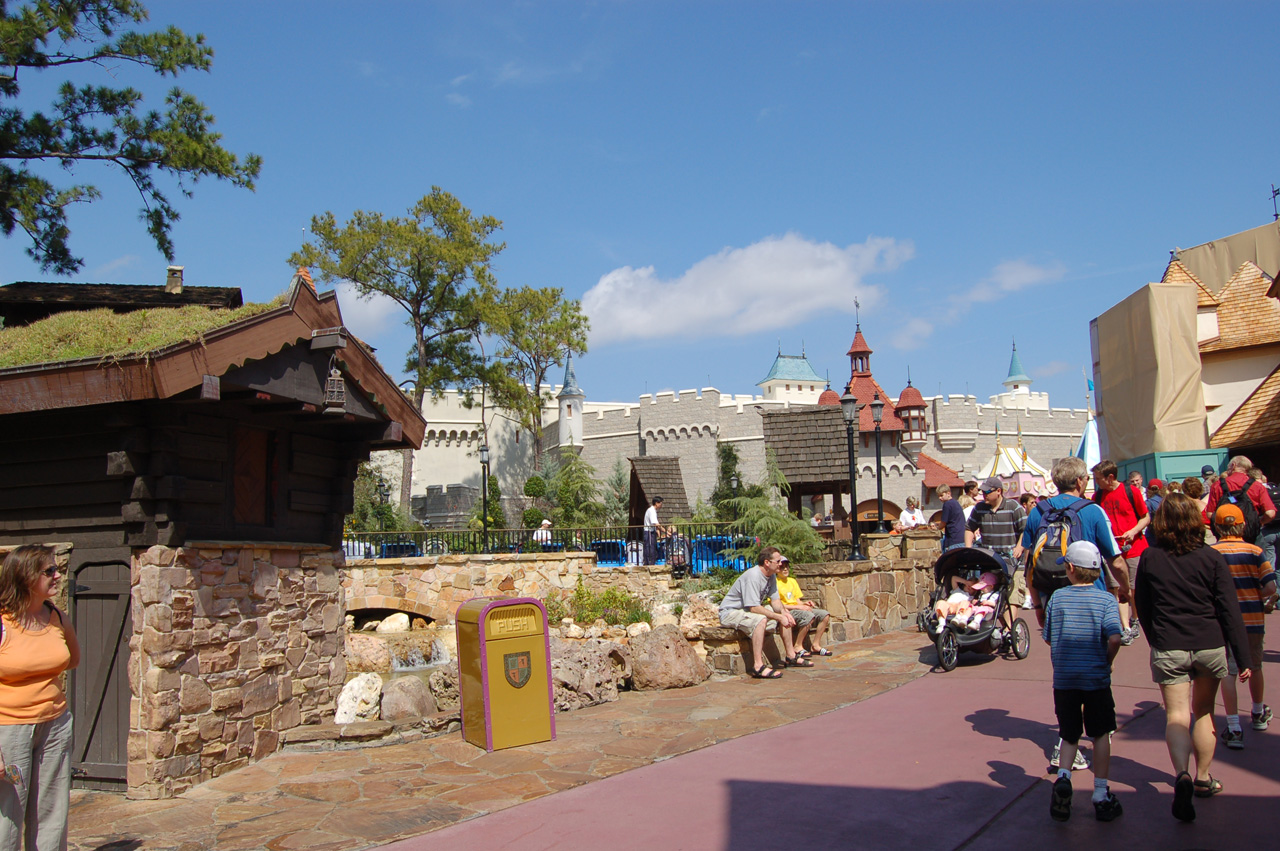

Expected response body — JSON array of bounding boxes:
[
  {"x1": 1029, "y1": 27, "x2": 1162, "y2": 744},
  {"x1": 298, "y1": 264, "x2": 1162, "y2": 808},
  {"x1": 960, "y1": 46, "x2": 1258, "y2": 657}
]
[{"x1": 1029, "y1": 499, "x2": 1089, "y2": 593}]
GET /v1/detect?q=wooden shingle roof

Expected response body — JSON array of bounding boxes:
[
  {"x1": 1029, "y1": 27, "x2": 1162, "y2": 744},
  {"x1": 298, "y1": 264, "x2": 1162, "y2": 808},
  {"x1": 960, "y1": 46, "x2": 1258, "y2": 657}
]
[
  {"x1": 1198, "y1": 262, "x2": 1280, "y2": 354},
  {"x1": 629, "y1": 457, "x2": 691, "y2": 520},
  {"x1": 0, "y1": 282, "x2": 243, "y2": 327},
  {"x1": 1210, "y1": 361, "x2": 1280, "y2": 450},
  {"x1": 761, "y1": 406, "x2": 848, "y2": 485}
]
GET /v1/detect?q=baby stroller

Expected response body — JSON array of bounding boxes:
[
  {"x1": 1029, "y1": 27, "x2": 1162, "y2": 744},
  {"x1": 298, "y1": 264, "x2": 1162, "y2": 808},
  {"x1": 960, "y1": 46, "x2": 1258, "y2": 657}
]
[
  {"x1": 666, "y1": 531, "x2": 691, "y2": 580},
  {"x1": 917, "y1": 545, "x2": 1031, "y2": 671}
]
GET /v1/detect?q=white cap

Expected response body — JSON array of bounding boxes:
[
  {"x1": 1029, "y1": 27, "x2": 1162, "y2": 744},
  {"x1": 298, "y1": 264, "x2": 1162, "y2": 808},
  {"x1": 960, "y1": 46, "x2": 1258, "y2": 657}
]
[{"x1": 1056, "y1": 540, "x2": 1101, "y2": 571}]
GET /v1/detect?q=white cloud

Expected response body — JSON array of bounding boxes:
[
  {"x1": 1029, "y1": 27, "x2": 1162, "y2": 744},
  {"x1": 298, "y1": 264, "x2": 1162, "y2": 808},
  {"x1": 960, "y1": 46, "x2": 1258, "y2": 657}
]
[
  {"x1": 581, "y1": 233, "x2": 912, "y2": 345},
  {"x1": 335, "y1": 281, "x2": 403, "y2": 343},
  {"x1": 891, "y1": 318, "x2": 935, "y2": 351},
  {"x1": 445, "y1": 92, "x2": 471, "y2": 108},
  {"x1": 965, "y1": 259, "x2": 1066, "y2": 303},
  {"x1": 90, "y1": 254, "x2": 141, "y2": 280},
  {"x1": 451, "y1": 73, "x2": 473, "y2": 86}
]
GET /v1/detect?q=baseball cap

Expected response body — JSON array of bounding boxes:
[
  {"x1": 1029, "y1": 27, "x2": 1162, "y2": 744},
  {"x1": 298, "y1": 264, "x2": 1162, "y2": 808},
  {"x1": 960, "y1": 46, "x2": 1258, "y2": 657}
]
[
  {"x1": 1213, "y1": 504, "x2": 1244, "y2": 526},
  {"x1": 971, "y1": 571, "x2": 1001, "y2": 592},
  {"x1": 1056, "y1": 540, "x2": 1102, "y2": 571},
  {"x1": 980, "y1": 476, "x2": 1003, "y2": 494},
  {"x1": 779, "y1": 556, "x2": 790, "y2": 565},
  {"x1": 1201, "y1": 465, "x2": 1215, "y2": 477},
  {"x1": 1148, "y1": 478, "x2": 1163, "y2": 489}
]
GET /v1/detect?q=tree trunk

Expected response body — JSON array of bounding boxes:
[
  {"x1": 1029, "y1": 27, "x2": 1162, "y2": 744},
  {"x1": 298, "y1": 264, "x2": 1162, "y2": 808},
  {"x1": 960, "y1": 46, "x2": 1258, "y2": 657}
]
[{"x1": 400, "y1": 383, "x2": 425, "y2": 517}]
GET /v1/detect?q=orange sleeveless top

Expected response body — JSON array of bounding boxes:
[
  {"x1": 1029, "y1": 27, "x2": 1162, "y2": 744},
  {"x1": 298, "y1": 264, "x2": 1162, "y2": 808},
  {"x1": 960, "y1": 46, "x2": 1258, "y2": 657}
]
[{"x1": 0, "y1": 609, "x2": 71, "y2": 724}]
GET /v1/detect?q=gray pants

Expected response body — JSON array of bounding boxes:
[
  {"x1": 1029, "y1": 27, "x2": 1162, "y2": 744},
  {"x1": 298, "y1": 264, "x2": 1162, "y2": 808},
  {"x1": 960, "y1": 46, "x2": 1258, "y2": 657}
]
[{"x1": 0, "y1": 711, "x2": 72, "y2": 851}]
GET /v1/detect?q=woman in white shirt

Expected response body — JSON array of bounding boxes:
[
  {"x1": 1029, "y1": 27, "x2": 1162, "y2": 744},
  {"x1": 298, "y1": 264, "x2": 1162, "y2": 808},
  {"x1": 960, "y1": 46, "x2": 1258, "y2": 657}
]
[{"x1": 899, "y1": 497, "x2": 926, "y2": 529}]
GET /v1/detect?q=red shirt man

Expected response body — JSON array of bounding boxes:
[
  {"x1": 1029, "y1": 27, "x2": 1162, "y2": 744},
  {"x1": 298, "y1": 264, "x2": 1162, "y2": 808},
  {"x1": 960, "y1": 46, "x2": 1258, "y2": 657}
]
[
  {"x1": 1205, "y1": 456, "x2": 1277, "y2": 526},
  {"x1": 1092, "y1": 461, "x2": 1148, "y2": 559}
]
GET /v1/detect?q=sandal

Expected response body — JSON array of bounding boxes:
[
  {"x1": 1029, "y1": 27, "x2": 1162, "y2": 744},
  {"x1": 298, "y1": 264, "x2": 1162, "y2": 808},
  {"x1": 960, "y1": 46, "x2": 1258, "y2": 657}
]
[
  {"x1": 810, "y1": 647, "x2": 833, "y2": 656},
  {"x1": 1193, "y1": 776, "x2": 1223, "y2": 798},
  {"x1": 784, "y1": 655, "x2": 815, "y2": 668},
  {"x1": 749, "y1": 664, "x2": 783, "y2": 679},
  {"x1": 1172, "y1": 771, "x2": 1196, "y2": 822},
  {"x1": 794, "y1": 649, "x2": 811, "y2": 659}
]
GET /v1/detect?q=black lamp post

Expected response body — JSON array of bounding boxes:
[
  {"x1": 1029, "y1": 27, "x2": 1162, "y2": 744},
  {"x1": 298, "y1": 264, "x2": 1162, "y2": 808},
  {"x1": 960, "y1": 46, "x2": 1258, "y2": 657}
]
[
  {"x1": 839, "y1": 391, "x2": 866, "y2": 560},
  {"x1": 870, "y1": 392, "x2": 888, "y2": 532},
  {"x1": 479, "y1": 444, "x2": 490, "y2": 553},
  {"x1": 376, "y1": 481, "x2": 391, "y2": 533}
]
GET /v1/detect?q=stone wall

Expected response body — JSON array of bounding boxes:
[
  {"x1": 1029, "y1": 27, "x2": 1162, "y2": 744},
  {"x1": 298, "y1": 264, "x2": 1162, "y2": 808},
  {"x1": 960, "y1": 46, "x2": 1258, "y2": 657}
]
[
  {"x1": 129, "y1": 544, "x2": 345, "y2": 799},
  {"x1": 342, "y1": 552, "x2": 675, "y2": 624}
]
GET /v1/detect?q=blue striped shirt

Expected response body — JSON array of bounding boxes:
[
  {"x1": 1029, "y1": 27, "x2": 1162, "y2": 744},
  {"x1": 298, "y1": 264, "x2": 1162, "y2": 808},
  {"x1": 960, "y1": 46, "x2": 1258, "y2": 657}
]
[{"x1": 1043, "y1": 584, "x2": 1122, "y2": 690}]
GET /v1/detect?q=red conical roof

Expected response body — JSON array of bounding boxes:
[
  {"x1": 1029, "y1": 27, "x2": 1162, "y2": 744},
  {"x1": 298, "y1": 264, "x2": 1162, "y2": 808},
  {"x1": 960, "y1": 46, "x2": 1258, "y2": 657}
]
[
  {"x1": 818, "y1": 388, "x2": 841, "y2": 406},
  {"x1": 846, "y1": 328, "x2": 872, "y2": 357},
  {"x1": 897, "y1": 383, "x2": 925, "y2": 408}
]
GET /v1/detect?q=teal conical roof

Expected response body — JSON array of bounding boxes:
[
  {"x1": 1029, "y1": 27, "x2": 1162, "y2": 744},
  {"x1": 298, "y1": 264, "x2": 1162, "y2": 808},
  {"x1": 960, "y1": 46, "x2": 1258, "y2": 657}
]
[
  {"x1": 557, "y1": 352, "x2": 584, "y2": 398},
  {"x1": 1004, "y1": 342, "x2": 1032, "y2": 386}
]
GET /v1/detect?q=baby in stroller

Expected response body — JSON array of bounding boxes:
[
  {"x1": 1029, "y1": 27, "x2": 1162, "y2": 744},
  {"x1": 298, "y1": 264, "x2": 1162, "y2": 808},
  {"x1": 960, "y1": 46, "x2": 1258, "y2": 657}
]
[{"x1": 933, "y1": 571, "x2": 1003, "y2": 633}]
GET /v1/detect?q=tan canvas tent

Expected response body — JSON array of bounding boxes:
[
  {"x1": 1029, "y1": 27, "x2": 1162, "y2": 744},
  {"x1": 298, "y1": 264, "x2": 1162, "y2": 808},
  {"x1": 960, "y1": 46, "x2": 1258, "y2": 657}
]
[{"x1": 1092, "y1": 282, "x2": 1207, "y2": 460}]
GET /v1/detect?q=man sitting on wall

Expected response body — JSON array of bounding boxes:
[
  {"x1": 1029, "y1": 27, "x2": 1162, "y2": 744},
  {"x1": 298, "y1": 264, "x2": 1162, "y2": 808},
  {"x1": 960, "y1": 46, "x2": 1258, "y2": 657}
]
[{"x1": 718, "y1": 546, "x2": 807, "y2": 678}]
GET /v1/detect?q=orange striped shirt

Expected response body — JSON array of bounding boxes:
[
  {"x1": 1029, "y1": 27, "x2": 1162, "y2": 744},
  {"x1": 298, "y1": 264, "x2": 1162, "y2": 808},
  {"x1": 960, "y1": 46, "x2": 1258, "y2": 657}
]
[
  {"x1": 0, "y1": 610, "x2": 71, "y2": 724},
  {"x1": 1212, "y1": 538, "x2": 1277, "y2": 634}
]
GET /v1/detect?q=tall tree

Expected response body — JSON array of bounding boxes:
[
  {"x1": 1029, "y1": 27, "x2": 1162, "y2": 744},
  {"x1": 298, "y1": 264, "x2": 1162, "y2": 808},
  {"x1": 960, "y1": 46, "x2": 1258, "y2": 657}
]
[
  {"x1": 489, "y1": 286, "x2": 589, "y2": 471},
  {"x1": 1, "y1": 0, "x2": 261, "y2": 273},
  {"x1": 290, "y1": 188, "x2": 504, "y2": 513}
]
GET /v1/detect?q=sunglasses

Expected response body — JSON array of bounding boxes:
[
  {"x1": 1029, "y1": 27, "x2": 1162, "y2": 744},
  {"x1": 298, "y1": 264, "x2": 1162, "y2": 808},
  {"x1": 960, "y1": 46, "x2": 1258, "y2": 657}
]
[{"x1": 41, "y1": 566, "x2": 61, "y2": 578}]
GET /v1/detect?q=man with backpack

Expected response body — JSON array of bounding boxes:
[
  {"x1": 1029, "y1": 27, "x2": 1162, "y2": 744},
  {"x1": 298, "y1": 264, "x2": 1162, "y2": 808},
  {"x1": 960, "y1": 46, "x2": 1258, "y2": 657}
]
[
  {"x1": 1251, "y1": 468, "x2": 1280, "y2": 569},
  {"x1": 1203, "y1": 456, "x2": 1275, "y2": 543},
  {"x1": 1023, "y1": 455, "x2": 1129, "y2": 771}
]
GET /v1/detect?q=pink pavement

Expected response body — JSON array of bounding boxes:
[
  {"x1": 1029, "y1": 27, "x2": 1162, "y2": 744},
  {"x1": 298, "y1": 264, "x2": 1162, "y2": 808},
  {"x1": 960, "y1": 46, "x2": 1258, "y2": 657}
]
[{"x1": 383, "y1": 625, "x2": 1280, "y2": 851}]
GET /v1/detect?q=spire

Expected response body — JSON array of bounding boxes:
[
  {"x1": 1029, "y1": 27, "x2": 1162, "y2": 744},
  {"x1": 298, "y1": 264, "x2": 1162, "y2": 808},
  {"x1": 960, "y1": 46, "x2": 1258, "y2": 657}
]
[
  {"x1": 1003, "y1": 339, "x2": 1032, "y2": 392},
  {"x1": 556, "y1": 352, "x2": 584, "y2": 398}
]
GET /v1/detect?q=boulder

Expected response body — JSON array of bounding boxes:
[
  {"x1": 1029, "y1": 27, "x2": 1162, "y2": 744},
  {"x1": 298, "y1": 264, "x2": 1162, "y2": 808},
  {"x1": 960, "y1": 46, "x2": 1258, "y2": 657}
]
[
  {"x1": 630, "y1": 623, "x2": 710, "y2": 691},
  {"x1": 626, "y1": 622, "x2": 652, "y2": 638},
  {"x1": 563, "y1": 622, "x2": 586, "y2": 639},
  {"x1": 678, "y1": 592, "x2": 722, "y2": 640},
  {"x1": 549, "y1": 636, "x2": 631, "y2": 712},
  {"x1": 427, "y1": 665, "x2": 460, "y2": 712},
  {"x1": 334, "y1": 673, "x2": 383, "y2": 723},
  {"x1": 345, "y1": 633, "x2": 391, "y2": 673},
  {"x1": 376, "y1": 613, "x2": 411, "y2": 633},
  {"x1": 652, "y1": 613, "x2": 679, "y2": 629},
  {"x1": 380, "y1": 676, "x2": 436, "y2": 722},
  {"x1": 411, "y1": 617, "x2": 430, "y2": 631}
]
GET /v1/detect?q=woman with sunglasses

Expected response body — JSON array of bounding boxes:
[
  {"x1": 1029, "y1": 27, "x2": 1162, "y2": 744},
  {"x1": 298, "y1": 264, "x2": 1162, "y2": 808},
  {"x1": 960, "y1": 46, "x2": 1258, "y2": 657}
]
[{"x1": 0, "y1": 546, "x2": 80, "y2": 850}]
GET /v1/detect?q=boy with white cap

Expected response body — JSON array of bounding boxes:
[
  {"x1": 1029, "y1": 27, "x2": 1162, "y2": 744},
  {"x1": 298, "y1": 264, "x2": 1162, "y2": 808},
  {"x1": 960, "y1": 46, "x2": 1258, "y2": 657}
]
[{"x1": 1043, "y1": 540, "x2": 1125, "y2": 823}]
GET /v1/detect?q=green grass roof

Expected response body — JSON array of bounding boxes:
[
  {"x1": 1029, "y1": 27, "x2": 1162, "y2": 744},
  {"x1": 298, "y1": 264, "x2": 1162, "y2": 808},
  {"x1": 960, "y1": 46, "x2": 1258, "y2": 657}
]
[{"x1": 0, "y1": 295, "x2": 288, "y2": 370}]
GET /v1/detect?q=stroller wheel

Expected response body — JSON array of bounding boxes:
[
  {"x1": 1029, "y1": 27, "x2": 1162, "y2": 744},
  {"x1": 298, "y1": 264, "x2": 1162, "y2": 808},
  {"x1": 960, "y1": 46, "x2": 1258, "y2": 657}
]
[
  {"x1": 936, "y1": 629, "x2": 959, "y2": 672},
  {"x1": 1012, "y1": 618, "x2": 1031, "y2": 659}
]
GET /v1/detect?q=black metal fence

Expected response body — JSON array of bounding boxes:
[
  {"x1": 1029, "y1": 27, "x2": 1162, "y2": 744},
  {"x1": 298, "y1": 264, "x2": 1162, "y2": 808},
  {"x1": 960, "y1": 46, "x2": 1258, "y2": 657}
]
[{"x1": 342, "y1": 522, "x2": 756, "y2": 574}]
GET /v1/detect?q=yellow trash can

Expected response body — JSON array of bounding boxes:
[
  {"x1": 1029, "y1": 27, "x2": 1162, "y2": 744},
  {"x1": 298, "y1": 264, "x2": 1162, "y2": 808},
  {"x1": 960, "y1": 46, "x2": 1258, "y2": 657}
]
[{"x1": 455, "y1": 596, "x2": 556, "y2": 751}]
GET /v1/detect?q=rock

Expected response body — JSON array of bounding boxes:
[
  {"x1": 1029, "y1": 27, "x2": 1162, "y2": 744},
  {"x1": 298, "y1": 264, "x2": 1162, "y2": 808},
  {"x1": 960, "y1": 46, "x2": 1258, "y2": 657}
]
[
  {"x1": 411, "y1": 617, "x2": 429, "y2": 631},
  {"x1": 344, "y1": 614, "x2": 355, "y2": 631},
  {"x1": 602, "y1": 625, "x2": 627, "y2": 640},
  {"x1": 334, "y1": 673, "x2": 383, "y2": 723},
  {"x1": 652, "y1": 613, "x2": 679, "y2": 628},
  {"x1": 564, "y1": 623, "x2": 585, "y2": 639},
  {"x1": 585, "y1": 624, "x2": 605, "y2": 640},
  {"x1": 345, "y1": 633, "x2": 391, "y2": 673},
  {"x1": 549, "y1": 636, "x2": 631, "y2": 712},
  {"x1": 427, "y1": 665, "x2": 460, "y2": 712},
  {"x1": 361, "y1": 620, "x2": 381, "y2": 632},
  {"x1": 376, "y1": 613, "x2": 411, "y2": 633},
  {"x1": 626, "y1": 622, "x2": 652, "y2": 638},
  {"x1": 630, "y1": 623, "x2": 710, "y2": 691},
  {"x1": 380, "y1": 676, "x2": 436, "y2": 722},
  {"x1": 561, "y1": 617, "x2": 574, "y2": 627},
  {"x1": 678, "y1": 593, "x2": 721, "y2": 640}
]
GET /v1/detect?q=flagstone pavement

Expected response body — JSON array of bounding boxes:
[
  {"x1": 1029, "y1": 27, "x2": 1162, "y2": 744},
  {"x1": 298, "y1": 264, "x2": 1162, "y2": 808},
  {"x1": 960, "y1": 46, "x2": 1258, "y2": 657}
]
[{"x1": 69, "y1": 632, "x2": 932, "y2": 851}]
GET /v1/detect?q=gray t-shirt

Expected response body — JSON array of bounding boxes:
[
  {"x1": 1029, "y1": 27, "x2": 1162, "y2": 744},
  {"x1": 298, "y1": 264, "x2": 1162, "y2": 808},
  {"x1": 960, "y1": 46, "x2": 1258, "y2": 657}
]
[{"x1": 719, "y1": 566, "x2": 777, "y2": 614}]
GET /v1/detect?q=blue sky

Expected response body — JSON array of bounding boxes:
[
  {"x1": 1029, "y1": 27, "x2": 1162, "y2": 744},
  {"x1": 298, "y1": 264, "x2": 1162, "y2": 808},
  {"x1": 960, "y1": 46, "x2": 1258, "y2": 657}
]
[{"x1": 4, "y1": 1, "x2": 1278, "y2": 410}]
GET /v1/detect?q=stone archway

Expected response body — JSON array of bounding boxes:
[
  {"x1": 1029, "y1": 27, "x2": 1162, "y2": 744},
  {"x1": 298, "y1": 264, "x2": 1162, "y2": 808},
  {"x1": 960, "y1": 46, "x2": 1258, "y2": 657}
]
[{"x1": 345, "y1": 596, "x2": 435, "y2": 620}]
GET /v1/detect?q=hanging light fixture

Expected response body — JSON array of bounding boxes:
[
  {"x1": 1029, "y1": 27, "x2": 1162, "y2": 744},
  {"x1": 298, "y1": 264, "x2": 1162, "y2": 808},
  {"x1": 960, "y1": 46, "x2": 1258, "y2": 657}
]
[{"x1": 324, "y1": 354, "x2": 346, "y2": 414}]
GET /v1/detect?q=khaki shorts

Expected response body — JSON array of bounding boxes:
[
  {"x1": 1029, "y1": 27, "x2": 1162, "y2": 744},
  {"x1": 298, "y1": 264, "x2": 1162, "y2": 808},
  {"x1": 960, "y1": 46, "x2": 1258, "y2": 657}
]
[
  {"x1": 1009, "y1": 568, "x2": 1027, "y2": 607},
  {"x1": 790, "y1": 606, "x2": 829, "y2": 627},
  {"x1": 1226, "y1": 633, "x2": 1265, "y2": 676},
  {"x1": 720, "y1": 608, "x2": 777, "y2": 636},
  {"x1": 1150, "y1": 646, "x2": 1228, "y2": 686}
]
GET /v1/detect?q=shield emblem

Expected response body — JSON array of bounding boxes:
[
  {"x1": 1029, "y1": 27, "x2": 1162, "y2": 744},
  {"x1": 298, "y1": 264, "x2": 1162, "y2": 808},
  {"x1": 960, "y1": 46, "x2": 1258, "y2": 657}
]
[{"x1": 504, "y1": 651, "x2": 531, "y2": 688}]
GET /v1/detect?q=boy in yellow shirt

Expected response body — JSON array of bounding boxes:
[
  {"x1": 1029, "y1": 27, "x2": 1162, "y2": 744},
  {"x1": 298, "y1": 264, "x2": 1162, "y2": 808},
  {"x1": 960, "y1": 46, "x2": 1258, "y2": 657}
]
[{"x1": 777, "y1": 557, "x2": 832, "y2": 657}]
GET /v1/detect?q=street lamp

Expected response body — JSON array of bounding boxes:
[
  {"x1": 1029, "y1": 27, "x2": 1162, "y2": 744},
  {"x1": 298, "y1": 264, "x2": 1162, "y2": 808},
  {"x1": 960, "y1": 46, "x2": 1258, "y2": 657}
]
[
  {"x1": 839, "y1": 391, "x2": 867, "y2": 560},
  {"x1": 479, "y1": 444, "x2": 490, "y2": 554},
  {"x1": 870, "y1": 392, "x2": 888, "y2": 532}
]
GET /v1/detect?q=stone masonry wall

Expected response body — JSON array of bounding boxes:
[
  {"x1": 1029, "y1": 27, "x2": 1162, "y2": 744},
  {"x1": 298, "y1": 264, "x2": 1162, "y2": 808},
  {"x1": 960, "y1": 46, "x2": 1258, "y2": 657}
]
[
  {"x1": 342, "y1": 552, "x2": 674, "y2": 624},
  {"x1": 129, "y1": 544, "x2": 344, "y2": 799}
]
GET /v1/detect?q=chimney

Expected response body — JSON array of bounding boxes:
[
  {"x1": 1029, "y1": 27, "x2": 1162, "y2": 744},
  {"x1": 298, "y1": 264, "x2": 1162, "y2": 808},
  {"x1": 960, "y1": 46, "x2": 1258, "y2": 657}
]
[{"x1": 166, "y1": 265, "x2": 184, "y2": 294}]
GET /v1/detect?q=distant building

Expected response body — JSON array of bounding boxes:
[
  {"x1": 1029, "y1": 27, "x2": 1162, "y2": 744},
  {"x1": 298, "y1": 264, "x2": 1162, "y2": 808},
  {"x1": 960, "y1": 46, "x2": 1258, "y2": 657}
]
[{"x1": 390, "y1": 330, "x2": 1091, "y2": 527}]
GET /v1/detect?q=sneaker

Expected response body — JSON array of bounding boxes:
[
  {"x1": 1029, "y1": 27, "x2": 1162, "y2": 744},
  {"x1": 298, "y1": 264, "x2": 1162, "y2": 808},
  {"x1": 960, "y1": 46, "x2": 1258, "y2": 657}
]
[
  {"x1": 1049, "y1": 744, "x2": 1090, "y2": 771},
  {"x1": 1222, "y1": 728, "x2": 1244, "y2": 750},
  {"x1": 1252, "y1": 705, "x2": 1272, "y2": 731},
  {"x1": 1128, "y1": 619, "x2": 1140, "y2": 638},
  {"x1": 1093, "y1": 791, "x2": 1123, "y2": 822},
  {"x1": 1050, "y1": 775, "x2": 1072, "y2": 821},
  {"x1": 1120, "y1": 627, "x2": 1135, "y2": 646}
]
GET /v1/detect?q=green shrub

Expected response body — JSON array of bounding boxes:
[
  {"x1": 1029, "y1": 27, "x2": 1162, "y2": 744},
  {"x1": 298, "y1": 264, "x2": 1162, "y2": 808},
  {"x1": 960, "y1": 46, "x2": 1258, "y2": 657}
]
[
  {"x1": 673, "y1": 603, "x2": 684, "y2": 618},
  {"x1": 524, "y1": 476, "x2": 547, "y2": 498},
  {"x1": 548, "y1": 577, "x2": 651, "y2": 626},
  {"x1": 543, "y1": 591, "x2": 568, "y2": 624},
  {"x1": 523, "y1": 507, "x2": 545, "y2": 529}
]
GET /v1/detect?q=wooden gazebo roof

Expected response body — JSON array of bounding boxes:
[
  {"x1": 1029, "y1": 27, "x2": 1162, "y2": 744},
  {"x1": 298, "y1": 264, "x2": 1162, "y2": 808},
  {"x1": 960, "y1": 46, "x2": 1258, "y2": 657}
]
[
  {"x1": 762, "y1": 406, "x2": 848, "y2": 487},
  {"x1": 629, "y1": 457, "x2": 691, "y2": 521}
]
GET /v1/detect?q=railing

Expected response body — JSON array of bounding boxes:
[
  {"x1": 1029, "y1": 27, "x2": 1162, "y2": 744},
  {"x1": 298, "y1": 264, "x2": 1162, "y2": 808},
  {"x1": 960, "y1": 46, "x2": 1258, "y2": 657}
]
[{"x1": 342, "y1": 522, "x2": 756, "y2": 575}]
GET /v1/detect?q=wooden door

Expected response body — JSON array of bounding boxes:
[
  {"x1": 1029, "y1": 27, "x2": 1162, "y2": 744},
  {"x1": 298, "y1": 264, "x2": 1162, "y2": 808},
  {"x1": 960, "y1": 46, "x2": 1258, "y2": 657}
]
[{"x1": 69, "y1": 560, "x2": 132, "y2": 790}]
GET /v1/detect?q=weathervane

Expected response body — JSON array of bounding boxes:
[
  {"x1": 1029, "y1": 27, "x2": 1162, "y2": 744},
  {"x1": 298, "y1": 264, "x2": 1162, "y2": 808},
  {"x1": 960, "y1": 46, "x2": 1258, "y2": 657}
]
[
  {"x1": 854, "y1": 296, "x2": 861, "y2": 329},
  {"x1": 1272, "y1": 183, "x2": 1279, "y2": 221}
]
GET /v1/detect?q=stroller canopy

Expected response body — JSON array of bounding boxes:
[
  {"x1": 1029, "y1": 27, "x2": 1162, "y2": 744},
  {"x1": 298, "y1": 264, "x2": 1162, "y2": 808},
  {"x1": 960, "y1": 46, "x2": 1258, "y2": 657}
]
[{"x1": 933, "y1": 545, "x2": 1015, "y2": 583}]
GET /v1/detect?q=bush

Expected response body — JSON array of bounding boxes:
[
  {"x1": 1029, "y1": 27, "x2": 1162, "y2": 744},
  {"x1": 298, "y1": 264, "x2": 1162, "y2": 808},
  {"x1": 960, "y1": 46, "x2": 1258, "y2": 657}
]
[
  {"x1": 524, "y1": 476, "x2": 547, "y2": 498},
  {"x1": 522, "y1": 507, "x2": 545, "y2": 529},
  {"x1": 549, "y1": 577, "x2": 652, "y2": 626}
]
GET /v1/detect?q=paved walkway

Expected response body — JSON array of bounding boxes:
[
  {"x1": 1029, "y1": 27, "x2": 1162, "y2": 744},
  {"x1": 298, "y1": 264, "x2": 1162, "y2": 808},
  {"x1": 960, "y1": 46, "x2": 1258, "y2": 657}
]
[{"x1": 68, "y1": 633, "x2": 929, "y2": 851}]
